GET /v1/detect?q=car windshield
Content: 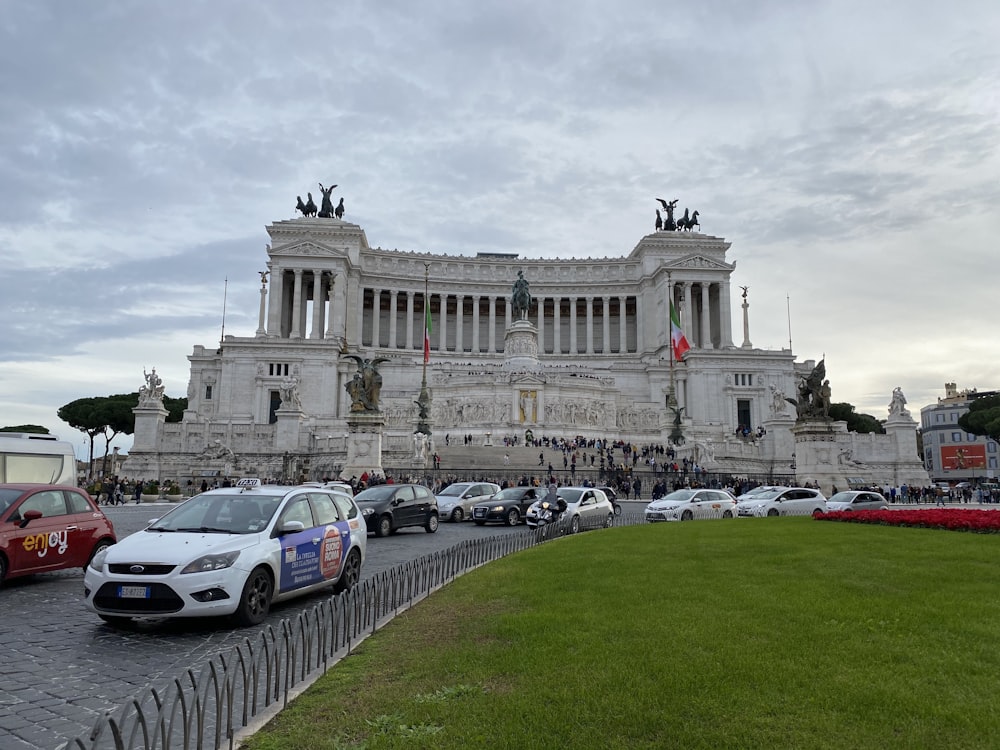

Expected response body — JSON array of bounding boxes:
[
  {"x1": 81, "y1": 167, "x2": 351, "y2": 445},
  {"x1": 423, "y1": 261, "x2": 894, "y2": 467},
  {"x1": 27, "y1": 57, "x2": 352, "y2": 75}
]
[
  {"x1": 146, "y1": 493, "x2": 283, "y2": 534},
  {"x1": 438, "y1": 484, "x2": 471, "y2": 497},
  {"x1": 556, "y1": 488, "x2": 583, "y2": 503},
  {"x1": 827, "y1": 492, "x2": 855, "y2": 503},
  {"x1": 741, "y1": 488, "x2": 784, "y2": 501},
  {"x1": 354, "y1": 486, "x2": 398, "y2": 503},
  {"x1": 491, "y1": 488, "x2": 530, "y2": 502},
  {"x1": 658, "y1": 490, "x2": 697, "y2": 503}
]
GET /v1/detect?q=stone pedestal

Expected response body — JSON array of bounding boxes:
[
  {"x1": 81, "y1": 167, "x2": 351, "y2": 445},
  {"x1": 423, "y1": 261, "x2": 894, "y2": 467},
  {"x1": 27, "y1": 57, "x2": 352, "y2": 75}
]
[
  {"x1": 341, "y1": 412, "x2": 385, "y2": 480},
  {"x1": 132, "y1": 401, "x2": 168, "y2": 452},
  {"x1": 883, "y1": 413, "x2": 931, "y2": 487},
  {"x1": 792, "y1": 420, "x2": 851, "y2": 496},
  {"x1": 275, "y1": 408, "x2": 305, "y2": 450},
  {"x1": 503, "y1": 319, "x2": 541, "y2": 371}
]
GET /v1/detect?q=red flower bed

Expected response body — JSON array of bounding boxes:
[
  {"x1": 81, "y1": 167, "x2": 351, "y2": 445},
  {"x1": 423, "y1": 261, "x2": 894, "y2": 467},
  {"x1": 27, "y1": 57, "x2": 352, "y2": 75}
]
[{"x1": 817, "y1": 508, "x2": 1000, "y2": 533}]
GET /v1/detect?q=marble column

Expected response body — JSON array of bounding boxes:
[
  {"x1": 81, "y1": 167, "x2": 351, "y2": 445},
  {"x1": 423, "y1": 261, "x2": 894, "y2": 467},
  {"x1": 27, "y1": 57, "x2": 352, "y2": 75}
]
[
  {"x1": 310, "y1": 271, "x2": 324, "y2": 339},
  {"x1": 553, "y1": 297, "x2": 562, "y2": 354},
  {"x1": 701, "y1": 283, "x2": 712, "y2": 349},
  {"x1": 256, "y1": 279, "x2": 268, "y2": 336},
  {"x1": 371, "y1": 289, "x2": 382, "y2": 348},
  {"x1": 439, "y1": 293, "x2": 447, "y2": 352},
  {"x1": 602, "y1": 296, "x2": 611, "y2": 353},
  {"x1": 290, "y1": 268, "x2": 304, "y2": 339},
  {"x1": 585, "y1": 296, "x2": 594, "y2": 354},
  {"x1": 536, "y1": 295, "x2": 545, "y2": 353},
  {"x1": 618, "y1": 295, "x2": 627, "y2": 353},
  {"x1": 720, "y1": 280, "x2": 735, "y2": 347},
  {"x1": 683, "y1": 282, "x2": 694, "y2": 348},
  {"x1": 569, "y1": 297, "x2": 578, "y2": 354},
  {"x1": 455, "y1": 294, "x2": 464, "y2": 353},
  {"x1": 325, "y1": 274, "x2": 337, "y2": 340},
  {"x1": 488, "y1": 296, "x2": 497, "y2": 353},
  {"x1": 504, "y1": 298, "x2": 512, "y2": 332},
  {"x1": 471, "y1": 295, "x2": 481, "y2": 353},
  {"x1": 405, "y1": 291, "x2": 415, "y2": 350},
  {"x1": 266, "y1": 267, "x2": 283, "y2": 336},
  {"x1": 388, "y1": 291, "x2": 399, "y2": 349}
]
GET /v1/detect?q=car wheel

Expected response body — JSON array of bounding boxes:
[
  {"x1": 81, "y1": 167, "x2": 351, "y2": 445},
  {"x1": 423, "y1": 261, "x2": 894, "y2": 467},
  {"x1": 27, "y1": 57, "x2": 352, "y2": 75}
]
[
  {"x1": 451, "y1": 508, "x2": 464, "y2": 522},
  {"x1": 722, "y1": 510, "x2": 733, "y2": 519},
  {"x1": 375, "y1": 515, "x2": 392, "y2": 538},
  {"x1": 767, "y1": 508, "x2": 779, "y2": 517},
  {"x1": 98, "y1": 615, "x2": 133, "y2": 628},
  {"x1": 233, "y1": 566, "x2": 273, "y2": 626},
  {"x1": 812, "y1": 508, "x2": 825, "y2": 518},
  {"x1": 84, "y1": 539, "x2": 114, "y2": 572},
  {"x1": 334, "y1": 548, "x2": 362, "y2": 594},
  {"x1": 570, "y1": 515, "x2": 580, "y2": 534},
  {"x1": 505, "y1": 508, "x2": 520, "y2": 527},
  {"x1": 605, "y1": 513, "x2": 613, "y2": 528},
  {"x1": 425, "y1": 513, "x2": 439, "y2": 533},
  {"x1": 614, "y1": 504, "x2": 622, "y2": 516},
  {"x1": 681, "y1": 510, "x2": 693, "y2": 521},
  {"x1": 0, "y1": 555, "x2": 6, "y2": 587}
]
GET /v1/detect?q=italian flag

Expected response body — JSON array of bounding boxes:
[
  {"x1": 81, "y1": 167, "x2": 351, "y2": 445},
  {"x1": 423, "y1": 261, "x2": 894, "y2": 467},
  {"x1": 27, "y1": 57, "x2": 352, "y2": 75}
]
[
  {"x1": 423, "y1": 303, "x2": 432, "y2": 363},
  {"x1": 670, "y1": 301, "x2": 690, "y2": 360}
]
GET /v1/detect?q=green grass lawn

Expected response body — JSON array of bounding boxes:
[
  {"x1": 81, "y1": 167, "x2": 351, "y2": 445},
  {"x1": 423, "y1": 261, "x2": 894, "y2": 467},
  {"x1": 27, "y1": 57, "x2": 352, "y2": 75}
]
[{"x1": 242, "y1": 519, "x2": 1000, "y2": 749}]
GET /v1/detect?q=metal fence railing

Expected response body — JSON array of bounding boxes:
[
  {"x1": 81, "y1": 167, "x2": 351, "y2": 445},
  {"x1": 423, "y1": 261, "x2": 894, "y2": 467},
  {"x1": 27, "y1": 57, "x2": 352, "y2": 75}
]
[{"x1": 58, "y1": 514, "x2": 643, "y2": 750}]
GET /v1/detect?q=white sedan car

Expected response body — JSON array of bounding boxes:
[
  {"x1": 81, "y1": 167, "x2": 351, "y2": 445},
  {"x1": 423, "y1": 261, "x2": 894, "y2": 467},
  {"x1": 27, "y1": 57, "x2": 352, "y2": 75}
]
[
  {"x1": 84, "y1": 480, "x2": 366, "y2": 627},
  {"x1": 435, "y1": 481, "x2": 500, "y2": 522},
  {"x1": 525, "y1": 487, "x2": 615, "y2": 533},
  {"x1": 644, "y1": 488, "x2": 737, "y2": 522},
  {"x1": 735, "y1": 487, "x2": 827, "y2": 518},
  {"x1": 825, "y1": 490, "x2": 889, "y2": 512}
]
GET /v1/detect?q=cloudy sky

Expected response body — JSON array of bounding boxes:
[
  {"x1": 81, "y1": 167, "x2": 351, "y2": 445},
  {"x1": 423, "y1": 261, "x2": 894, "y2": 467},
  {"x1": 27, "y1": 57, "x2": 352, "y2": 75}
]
[{"x1": 2, "y1": 1, "x2": 998, "y2": 457}]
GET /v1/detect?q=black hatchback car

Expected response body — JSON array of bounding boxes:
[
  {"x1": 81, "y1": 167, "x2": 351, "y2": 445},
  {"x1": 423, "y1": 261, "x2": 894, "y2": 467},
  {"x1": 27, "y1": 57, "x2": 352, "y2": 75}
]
[
  {"x1": 354, "y1": 484, "x2": 439, "y2": 537},
  {"x1": 472, "y1": 486, "x2": 540, "y2": 526}
]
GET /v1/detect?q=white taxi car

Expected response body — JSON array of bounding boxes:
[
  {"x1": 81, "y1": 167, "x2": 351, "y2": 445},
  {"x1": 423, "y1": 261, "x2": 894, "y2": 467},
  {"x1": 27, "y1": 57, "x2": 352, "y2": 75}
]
[
  {"x1": 735, "y1": 487, "x2": 827, "y2": 518},
  {"x1": 644, "y1": 488, "x2": 737, "y2": 522},
  {"x1": 84, "y1": 480, "x2": 366, "y2": 627}
]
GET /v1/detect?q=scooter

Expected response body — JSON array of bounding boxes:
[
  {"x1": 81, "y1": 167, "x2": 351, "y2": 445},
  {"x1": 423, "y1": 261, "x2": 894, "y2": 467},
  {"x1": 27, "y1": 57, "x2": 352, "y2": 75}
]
[{"x1": 535, "y1": 499, "x2": 568, "y2": 534}]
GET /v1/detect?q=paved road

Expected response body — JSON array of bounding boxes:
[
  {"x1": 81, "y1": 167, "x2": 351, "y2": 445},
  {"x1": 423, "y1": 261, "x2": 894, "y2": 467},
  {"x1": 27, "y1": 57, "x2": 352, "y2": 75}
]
[{"x1": 0, "y1": 503, "x2": 538, "y2": 750}]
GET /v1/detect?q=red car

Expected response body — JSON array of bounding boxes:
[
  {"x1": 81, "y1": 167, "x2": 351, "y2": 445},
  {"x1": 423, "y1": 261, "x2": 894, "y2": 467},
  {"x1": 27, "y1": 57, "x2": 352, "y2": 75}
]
[{"x1": 0, "y1": 484, "x2": 117, "y2": 586}]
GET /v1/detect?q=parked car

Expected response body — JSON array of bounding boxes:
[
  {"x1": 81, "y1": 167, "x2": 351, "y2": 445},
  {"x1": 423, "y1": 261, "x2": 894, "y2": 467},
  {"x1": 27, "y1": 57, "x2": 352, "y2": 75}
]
[
  {"x1": 1, "y1": 484, "x2": 117, "y2": 587},
  {"x1": 84, "y1": 479, "x2": 366, "y2": 626},
  {"x1": 472, "y1": 486, "x2": 540, "y2": 526},
  {"x1": 825, "y1": 490, "x2": 889, "y2": 512},
  {"x1": 644, "y1": 488, "x2": 737, "y2": 522},
  {"x1": 735, "y1": 487, "x2": 827, "y2": 518},
  {"x1": 435, "y1": 481, "x2": 500, "y2": 522},
  {"x1": 355, "y1": 484, "x2": 439, "y2": 536},
  {"x1": 525, "y1": 487, "x2": 615, "y2": 533}
]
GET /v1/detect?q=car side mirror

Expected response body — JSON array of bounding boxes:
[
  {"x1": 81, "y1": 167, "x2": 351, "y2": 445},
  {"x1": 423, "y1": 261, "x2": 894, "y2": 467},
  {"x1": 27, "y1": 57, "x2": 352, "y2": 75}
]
[
  {"x1": 279, "y1": 520, "x2": 305, "y2": 535},
  {"x1": 19, "y1": 509, "x2": 43, "y2": 528}
]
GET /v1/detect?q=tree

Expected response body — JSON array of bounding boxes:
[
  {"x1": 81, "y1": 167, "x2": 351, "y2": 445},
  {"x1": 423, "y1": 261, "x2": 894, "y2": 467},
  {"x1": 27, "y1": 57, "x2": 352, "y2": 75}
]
[
  {"x1": 163, "y1": 396, "x2": 187, "y2": 422},
  {"x1": 0, "y1": 424, "x2": 50, "y2": 434},
  {"x1": 959, "y1": 394, "x2": 1000, "y2": 443},
  {"x1": 828, "y1": 402, "x2": 885, "y2": 434},
  {"x1": 58, "y1": 397, "x2": 112, "y2": 477}
]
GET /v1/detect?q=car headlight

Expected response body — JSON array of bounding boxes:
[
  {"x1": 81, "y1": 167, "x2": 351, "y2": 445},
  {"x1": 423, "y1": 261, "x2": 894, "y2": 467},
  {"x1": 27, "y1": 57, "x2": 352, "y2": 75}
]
[
  {"x1": 180, "y1": 551, "x2": 240, "y2": 574},
  {"x1": 491, "y1": 505, "x2": 505, "y2": 512},
  {"x1": 361, "y1": 507, "x2": 375, "y2": 516},
  {"x1": 88, "y1": 546, "x2": 111, "y2": 571}
]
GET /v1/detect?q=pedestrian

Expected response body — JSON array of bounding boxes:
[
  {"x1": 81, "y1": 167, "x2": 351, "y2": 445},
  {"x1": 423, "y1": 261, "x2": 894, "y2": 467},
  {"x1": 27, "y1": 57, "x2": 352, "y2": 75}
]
[
  {"x1": 133, "y1": 480, "x2": 142, "y2": 504},
  {"x1": 504, "y1": 453, "x2": 510, "y2": 465}
]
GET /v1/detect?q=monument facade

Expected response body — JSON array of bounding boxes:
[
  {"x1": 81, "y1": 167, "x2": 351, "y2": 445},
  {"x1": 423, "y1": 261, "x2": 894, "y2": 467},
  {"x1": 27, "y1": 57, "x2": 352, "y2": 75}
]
[{"x1": 123, "y1": 201, "x2": 925, "y2": 489}]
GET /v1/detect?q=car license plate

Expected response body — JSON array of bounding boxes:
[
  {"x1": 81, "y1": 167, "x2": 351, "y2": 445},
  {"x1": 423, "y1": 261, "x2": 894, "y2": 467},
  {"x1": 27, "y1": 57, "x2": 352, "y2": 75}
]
[{"x1": 118, "y1": 585, "x2": 150, "y2": 599}]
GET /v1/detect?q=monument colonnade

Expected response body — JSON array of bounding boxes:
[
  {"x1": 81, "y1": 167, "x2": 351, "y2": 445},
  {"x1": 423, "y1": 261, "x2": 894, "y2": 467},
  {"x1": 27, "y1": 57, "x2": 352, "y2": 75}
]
[{"x1": 257, "y1": 265, "x2": 732, "y2": 357}]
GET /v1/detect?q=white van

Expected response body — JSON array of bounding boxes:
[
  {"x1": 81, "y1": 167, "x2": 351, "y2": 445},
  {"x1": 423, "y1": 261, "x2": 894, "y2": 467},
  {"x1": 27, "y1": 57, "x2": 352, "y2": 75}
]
[{"x1": 0, "y1": 433, "x2": 77, "y2": 484}]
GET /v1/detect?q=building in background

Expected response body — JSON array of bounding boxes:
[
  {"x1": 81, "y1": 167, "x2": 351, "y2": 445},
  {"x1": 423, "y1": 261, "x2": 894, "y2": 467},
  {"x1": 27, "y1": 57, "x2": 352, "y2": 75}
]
[{"x1": 920, "y1": 383, "x2": 999, "y2": 483}]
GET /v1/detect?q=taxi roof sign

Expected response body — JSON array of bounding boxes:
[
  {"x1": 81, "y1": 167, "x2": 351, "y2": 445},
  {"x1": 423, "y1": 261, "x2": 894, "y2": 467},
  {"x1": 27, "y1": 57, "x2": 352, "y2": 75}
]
[{"x1": 236, "y1": 478, "x2": 261, "y2": 489}]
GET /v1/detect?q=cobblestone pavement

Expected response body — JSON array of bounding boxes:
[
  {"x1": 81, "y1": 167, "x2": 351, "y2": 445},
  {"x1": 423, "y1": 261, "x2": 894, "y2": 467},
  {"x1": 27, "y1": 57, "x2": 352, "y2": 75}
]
[{"x1": 0, "y1": 504, "x2": 522, "y2": 750}]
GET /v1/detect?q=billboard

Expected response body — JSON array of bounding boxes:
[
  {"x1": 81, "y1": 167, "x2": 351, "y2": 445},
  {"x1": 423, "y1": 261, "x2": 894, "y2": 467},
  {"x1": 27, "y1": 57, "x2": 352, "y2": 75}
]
[{"x1": 940, "y1": 445, "x2": 987, "y2": 471}]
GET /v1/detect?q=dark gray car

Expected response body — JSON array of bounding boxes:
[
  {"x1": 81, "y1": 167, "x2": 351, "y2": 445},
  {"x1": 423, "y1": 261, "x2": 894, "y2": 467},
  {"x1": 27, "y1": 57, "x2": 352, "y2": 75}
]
[{"x1": 355, "y1": 484, "x2": 439, "y2": 537}]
